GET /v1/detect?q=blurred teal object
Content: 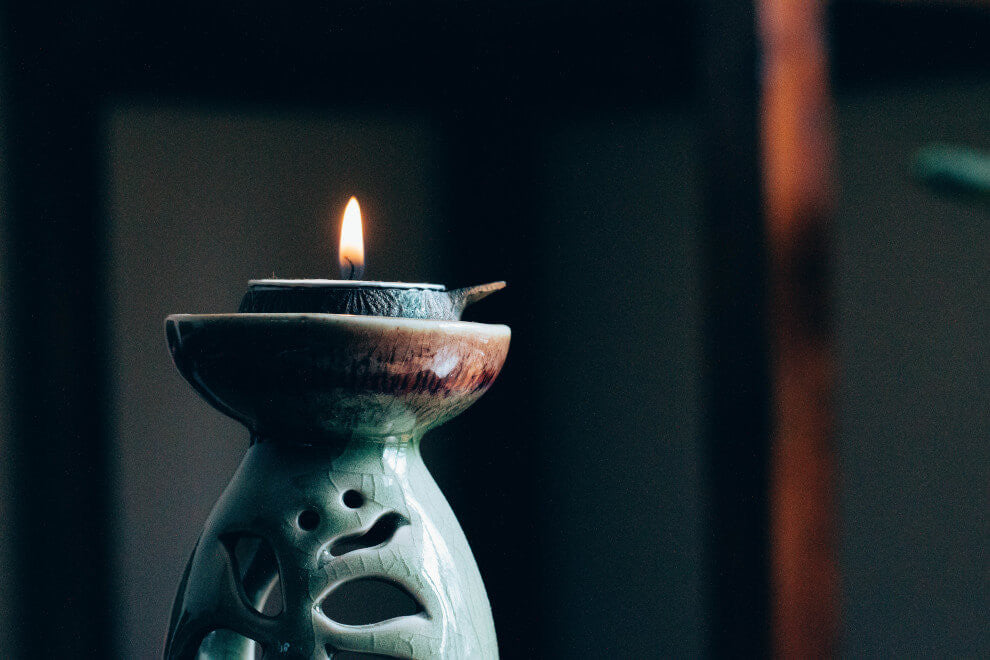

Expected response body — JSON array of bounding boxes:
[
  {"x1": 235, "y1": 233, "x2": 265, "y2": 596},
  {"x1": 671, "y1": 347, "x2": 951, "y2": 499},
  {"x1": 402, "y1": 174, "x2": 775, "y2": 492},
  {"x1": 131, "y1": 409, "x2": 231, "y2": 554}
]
[{"x1": 912, "y1": 144, "x2": 990, "y2": 198}]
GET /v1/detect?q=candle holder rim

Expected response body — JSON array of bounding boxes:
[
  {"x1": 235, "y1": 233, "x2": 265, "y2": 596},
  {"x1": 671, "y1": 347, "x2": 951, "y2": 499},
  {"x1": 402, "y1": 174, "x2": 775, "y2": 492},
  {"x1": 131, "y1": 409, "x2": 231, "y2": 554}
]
[
  {"x1": 247, "y1": 279, "x2": 446, "y2": 291},
  {"x1": 165, "y1": 312, "x2": 511, "y2": 336}
]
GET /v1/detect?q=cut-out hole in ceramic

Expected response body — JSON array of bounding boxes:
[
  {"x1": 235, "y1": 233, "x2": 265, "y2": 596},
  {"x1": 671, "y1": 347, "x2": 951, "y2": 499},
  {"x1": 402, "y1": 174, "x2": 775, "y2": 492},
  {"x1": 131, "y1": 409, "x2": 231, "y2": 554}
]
[
  {"x1": 198, "y1": 629, "x2": 262, "y2": 658},
  {"x1": 260, "y1": 571, "x2": 284, "y2": 618},
  {"x1": 226, "y1": 533, "x2": 284, "y2": 617},
  {"x1": 321, "y1": 578, "x2": 424, "y2": 625},
  {"x1": 342, "y1": 489, "x2": 365, "y2": 508},
  {"x1": 329, "y1": 512, "x2": 409, "y2": 557},
  {"x1": 298, "y1": 509, "x2": 321, "y2": 531}
]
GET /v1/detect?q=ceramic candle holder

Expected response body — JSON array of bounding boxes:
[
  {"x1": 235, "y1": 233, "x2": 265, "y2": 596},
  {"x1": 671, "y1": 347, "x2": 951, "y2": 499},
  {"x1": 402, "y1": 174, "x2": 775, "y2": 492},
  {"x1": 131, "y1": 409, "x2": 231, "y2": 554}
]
[{"x1": 163, "y1": 283, "x2": 508, "y2": 659}]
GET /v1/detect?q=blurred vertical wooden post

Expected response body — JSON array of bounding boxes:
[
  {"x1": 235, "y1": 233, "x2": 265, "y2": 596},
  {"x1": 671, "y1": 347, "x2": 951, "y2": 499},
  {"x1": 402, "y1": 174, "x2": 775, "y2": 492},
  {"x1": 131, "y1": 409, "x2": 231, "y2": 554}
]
[{"x1": 758, "y1": 0, "x2": 839, "y2": 656}]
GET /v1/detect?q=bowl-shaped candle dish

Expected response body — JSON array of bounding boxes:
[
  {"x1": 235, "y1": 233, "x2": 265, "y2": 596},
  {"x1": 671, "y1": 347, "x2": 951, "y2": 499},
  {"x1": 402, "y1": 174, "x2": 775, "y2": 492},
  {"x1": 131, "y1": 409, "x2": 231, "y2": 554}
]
[
  {"x1": 165, "y1": 313, "x2": 509, "y2": 440},
  {"x1": 163, "y1": 282, "x2": 508, "y2": 660}
]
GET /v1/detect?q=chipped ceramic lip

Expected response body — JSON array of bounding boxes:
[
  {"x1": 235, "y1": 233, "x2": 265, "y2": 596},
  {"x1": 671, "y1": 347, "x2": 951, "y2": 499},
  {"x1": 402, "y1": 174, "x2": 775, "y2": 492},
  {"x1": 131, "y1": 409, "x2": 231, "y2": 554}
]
[{"x1": 166, "y1": 312, "x2": 511, "y2": 338}]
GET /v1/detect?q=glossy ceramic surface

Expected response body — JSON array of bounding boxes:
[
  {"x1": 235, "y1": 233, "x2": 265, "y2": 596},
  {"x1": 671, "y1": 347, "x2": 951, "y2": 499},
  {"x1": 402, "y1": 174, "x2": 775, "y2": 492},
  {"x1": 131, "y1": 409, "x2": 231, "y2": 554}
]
[
  {"x1": 165, "y1": 314, "x2": 510, "y2": 440},
  {"x1": 163, "y1": 313, "x2": 508, "y2": 660}
]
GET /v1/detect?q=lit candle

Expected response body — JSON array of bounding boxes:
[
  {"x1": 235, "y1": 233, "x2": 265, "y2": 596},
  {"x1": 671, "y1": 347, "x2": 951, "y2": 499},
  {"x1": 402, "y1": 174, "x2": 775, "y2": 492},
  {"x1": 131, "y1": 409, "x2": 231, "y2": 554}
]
[{"x1": 238, "y1": 196, "x2": 505, "y2": 320}]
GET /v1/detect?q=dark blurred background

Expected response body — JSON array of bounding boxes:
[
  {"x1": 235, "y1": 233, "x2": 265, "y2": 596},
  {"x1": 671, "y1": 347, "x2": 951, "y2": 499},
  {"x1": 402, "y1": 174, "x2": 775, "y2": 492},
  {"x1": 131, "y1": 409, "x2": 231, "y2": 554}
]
[{"x1": 0, "y1": 1, "x2": 987, "y2": 658}]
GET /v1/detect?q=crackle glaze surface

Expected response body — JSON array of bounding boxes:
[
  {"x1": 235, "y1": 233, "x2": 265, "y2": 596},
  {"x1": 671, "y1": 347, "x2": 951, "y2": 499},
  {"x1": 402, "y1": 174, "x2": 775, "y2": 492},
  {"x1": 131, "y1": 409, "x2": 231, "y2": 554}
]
[
  {"x1": 163, "y1": 314, "x2": 509, "y2": 659},
  {"x1": 166, "y1": 440, "x2": 496, "y2": 659}
]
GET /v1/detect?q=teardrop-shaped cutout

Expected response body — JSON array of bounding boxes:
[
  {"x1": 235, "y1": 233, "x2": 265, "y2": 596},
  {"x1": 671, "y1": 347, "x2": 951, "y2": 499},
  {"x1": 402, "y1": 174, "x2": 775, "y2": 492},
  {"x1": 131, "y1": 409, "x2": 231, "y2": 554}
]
[
  {"x1": 198, "y1": 629, "x2": 262, "y2": 658},
  {"x1": 224, "y1": 533, "x2": 285, "y2": 617},
  {"x1": 329, "y1": 513, "x2": 409, "y2": 557},
  {"x1": 321, "y1": 578, "x2": 424, "y2": 625}
]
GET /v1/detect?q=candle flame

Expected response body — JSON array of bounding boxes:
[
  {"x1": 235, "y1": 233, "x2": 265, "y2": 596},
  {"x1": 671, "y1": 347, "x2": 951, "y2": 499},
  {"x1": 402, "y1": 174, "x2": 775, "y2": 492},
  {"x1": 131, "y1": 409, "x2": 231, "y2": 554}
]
[{"x1": 339, "y1": 196, "x2": 365, "y2": 279}]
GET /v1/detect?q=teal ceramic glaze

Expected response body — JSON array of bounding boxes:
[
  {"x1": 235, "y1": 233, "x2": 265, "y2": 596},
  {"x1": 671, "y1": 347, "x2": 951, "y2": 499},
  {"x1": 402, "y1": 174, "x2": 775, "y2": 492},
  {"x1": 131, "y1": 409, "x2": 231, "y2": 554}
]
[{"x1": 163, "y1": 289, "x2": 508, "y2": 659}]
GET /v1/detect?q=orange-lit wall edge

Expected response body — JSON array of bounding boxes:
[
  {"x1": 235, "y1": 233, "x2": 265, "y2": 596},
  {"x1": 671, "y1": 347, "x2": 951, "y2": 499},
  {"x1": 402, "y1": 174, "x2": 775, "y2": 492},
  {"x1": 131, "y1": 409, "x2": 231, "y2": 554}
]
[{"x1": 758, "y1": 0, "x2": 840, "y2": 657}]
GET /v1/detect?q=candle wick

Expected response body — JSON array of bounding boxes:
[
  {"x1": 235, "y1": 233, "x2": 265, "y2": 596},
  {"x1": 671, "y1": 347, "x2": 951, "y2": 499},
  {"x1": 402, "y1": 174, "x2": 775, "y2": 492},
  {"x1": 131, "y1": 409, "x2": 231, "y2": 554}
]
[{"x1": 343, "y1": 257, "x2": 355, "y2": 280}]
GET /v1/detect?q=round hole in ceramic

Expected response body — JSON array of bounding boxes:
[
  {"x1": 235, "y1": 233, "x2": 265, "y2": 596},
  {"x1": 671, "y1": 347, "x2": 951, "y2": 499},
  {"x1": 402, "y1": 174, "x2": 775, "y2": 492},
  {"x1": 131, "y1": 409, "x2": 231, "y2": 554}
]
[
  {"x1": 297, "y1": 510, "x2": 320, "y2": 531},
  {"x1": 342, "y1": 490, "x2": 365, "y2": 509}
]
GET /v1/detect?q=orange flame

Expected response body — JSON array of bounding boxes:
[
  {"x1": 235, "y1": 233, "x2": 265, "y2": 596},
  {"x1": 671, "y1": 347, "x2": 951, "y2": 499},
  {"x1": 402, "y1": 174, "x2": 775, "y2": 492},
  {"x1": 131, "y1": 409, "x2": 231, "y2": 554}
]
[{"x1": 338, "y1": 196, "x2": 365, "y2": 279}]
